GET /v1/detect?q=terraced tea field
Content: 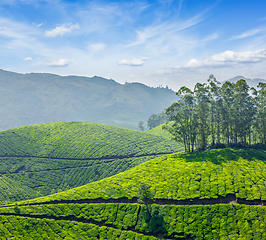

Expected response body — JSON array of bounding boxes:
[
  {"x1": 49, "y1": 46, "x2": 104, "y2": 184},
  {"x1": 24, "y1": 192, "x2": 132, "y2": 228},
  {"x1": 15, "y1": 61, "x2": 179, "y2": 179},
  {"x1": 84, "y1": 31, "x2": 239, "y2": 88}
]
[
  {"x1": 0, "y1": 122, "x2": 183, "y2": 201},
  {"x1": 0, "y1": 176, "x2": 40, "y2": 203},
  {"x1": 1, "y1": 148, "x2": 266, "y2": 239}
]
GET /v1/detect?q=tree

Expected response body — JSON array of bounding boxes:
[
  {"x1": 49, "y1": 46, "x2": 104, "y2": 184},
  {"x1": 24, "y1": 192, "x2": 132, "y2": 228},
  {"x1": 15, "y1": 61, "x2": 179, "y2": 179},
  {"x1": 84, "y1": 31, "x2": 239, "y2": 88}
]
[
  {"x1": 194, "y1": 82, "x2": 209, "y2": 150},
  {"x1": 253, "y1": 82, "x2": 266, "y2": 144},
  {"x1": 220, "y1": 81, "x2": 234, "y2": 145},
  {"x1": 207, "y1": 74, "x2": 221, "y2": 145},
  {"x1": 232, "y1": 80, "x2": 255, "y2": 145},
  {"x1": 147, "y1": 110, "x2": 168, "y2": 129},
  {"x1": 137, "y1": 182, "x2": 155, "y2": 204},
  {"x1": 138, "y1": 121, "x2": 144, "y2": 131},
  {"x1": 164, "y1": 77, "x2": 265, "y2": 151},
  {"x1": 164, "y1": 86, "x2": 198, "y2": 152}
]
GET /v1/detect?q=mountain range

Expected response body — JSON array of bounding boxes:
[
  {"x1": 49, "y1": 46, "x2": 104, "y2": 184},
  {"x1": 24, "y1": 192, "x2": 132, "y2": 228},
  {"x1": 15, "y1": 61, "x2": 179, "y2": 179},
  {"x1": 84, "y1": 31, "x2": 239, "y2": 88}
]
[
  {"x1": 0, "y1": 69, "x2": 265, "y2": 131},
  {"x1": 0, "y1": 69, "x2": 177, "y2": 131},
  {"x1": 225, "y1": 75, "x2": 266, "y2": 87}
]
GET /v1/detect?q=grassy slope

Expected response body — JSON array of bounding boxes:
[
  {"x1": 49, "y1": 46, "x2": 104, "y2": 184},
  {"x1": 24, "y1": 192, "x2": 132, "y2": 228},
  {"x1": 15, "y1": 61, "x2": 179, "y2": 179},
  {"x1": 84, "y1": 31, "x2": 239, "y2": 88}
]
[
  {"x1": 0, "y1": 121, "x2": 183, "y2": 200},
  {"x1": 1, "y1": 148, "x2": 266, "y2": 239}
]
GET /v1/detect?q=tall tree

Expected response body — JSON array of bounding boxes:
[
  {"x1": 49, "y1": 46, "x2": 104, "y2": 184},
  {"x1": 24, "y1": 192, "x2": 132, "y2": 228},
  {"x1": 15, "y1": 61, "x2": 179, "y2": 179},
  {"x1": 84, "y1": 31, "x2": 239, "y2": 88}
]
[
  {"x1": 207, "y1": 74, "x2": 221, "y2": 145},
  {"x1": 232, "y1": 80, "x2": 255, "y2": 145},
  {"x1": 194, "y1": 83, "x2": 209, "y2": 150},
  {"x1": 165, "y1": 87, "x2": 198, "y2": 152},
  {"x1": 253, "y1": 82, "x2": 266, "y2": 144},
  {"x1": 138, "y1": 121, "x2": 144, "y2": 131},
  {"x1": 220, "y1": 81, "x2": 234, "y2": 145},
  {"x1": 165, "y1": 78, "x2": 265, "y2": 152}
]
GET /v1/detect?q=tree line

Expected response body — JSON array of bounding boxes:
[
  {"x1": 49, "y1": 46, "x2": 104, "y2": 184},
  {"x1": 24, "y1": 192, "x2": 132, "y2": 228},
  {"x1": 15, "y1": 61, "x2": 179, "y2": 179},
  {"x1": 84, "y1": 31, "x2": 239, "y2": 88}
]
[{"x1": 163, "y1": 75, "x2": 266, "y2": 152}]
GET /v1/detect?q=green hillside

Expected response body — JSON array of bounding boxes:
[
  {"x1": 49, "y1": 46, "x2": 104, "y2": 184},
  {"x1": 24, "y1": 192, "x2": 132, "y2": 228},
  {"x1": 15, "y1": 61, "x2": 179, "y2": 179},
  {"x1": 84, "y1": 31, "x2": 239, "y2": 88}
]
[
  {"x1": 1, "y1": 148, "x2": 266, "y2": 239},
  {"x1": 146, "y1": 122, "x2": 173, "y2": 139},
  {"x1": 20, "y1": 148, "x2": 266, "y2": 203},
  {"x1": 0, "y1": 121, "x2": 183, "y2": 200},
  {"x1": 0, "y1": 176, "x2": 40, "y2": 203}
]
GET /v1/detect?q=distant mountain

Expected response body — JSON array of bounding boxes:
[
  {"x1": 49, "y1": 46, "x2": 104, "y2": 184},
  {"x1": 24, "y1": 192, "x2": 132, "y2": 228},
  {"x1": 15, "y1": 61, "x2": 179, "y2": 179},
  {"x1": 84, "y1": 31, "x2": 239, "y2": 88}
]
[
  {"x1": 0, "y1": 69, "x2": 177, "y2": 131},
  {"x1": 224, "y1": 75, "x2": 266, "y2": 87}
]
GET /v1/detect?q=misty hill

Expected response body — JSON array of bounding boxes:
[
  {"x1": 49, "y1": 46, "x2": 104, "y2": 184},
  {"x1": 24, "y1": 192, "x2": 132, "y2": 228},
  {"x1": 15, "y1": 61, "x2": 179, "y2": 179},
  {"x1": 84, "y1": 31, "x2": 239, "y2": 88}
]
[
  {"x1": 224, "y1": 75, "x2": 266, "y2": 87},
  {"x1": 0, "y1": 69, "x2": 177, "y2": 131}
]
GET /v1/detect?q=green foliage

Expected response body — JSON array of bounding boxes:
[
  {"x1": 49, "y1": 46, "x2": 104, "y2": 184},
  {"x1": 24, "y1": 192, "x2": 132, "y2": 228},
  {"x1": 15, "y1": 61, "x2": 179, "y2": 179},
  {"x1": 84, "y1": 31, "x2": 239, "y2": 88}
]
[
  {"x1": 146, "y1": 122, "x2": 173, "y2": 139},
  {"x1": 0, "y1": 122, "x2": 182, "y2": 159},
  {"x1": 0, "y1": 148, "x2": 266, "y2": 239},
  {"x1": 0, "y1": 203, "x2": 266, "y2": 239},
  {"x1": 137, "y1": 182, "x2": 155, "y2": 204},
  {"x1": 0, "y1": 122, "x2": 183, "y2": 202},
  {"x1": 147, "y1": 110, "x2": 169, "y2": 130},
  {"x1": 165, "y1": 77, "x2": 266, "y2": 151},
  {"x1": 0, "y1": 214, "x2": 161, "y2": 239},
  {"x1": 14, "y1": 148, "x2": 266, "y2": 205},
  {"x1": 0, "y1": 176, "x2": 40, "y2": 204}
]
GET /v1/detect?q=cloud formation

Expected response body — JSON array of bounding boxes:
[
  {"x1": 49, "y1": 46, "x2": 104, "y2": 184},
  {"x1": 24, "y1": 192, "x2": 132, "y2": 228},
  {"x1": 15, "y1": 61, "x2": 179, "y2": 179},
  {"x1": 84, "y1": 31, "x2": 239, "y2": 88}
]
[
  {"x1": 45, "y1": 24, "x2": 79, "y2": 37},
  {"x1": 190, "y1": 49, "x2": 266, "y2": 67},
  {"x1": 127, "y1": 14, "x2": 202, "y2": 47},
  {"x1": 46, "y1": 59, "x2": 70, "y2": 67},
  {"x1": 155, "y1": 49, "x2": 266, "y2": 74},
  {"x1": 24, "y1": 57, "x2": 32, "y2": 61},
  {"x1": 230, "y1": 28, "x2": 263, "y2": 40},
  {"x1": 118, "y1": 57, "x2": 150, "y2": 66}
]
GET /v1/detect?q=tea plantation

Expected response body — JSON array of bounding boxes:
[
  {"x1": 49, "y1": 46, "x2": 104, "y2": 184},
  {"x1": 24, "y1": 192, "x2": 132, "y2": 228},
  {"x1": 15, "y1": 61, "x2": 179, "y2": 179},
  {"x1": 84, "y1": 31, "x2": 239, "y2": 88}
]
[
  {"x1": 19, "y1": 148, "x2": 266, "y2": 203},
  {"x1": 0, "y1": 122, "x2": 183, "y2": 201},
  {"x1": 0, "y1": 148, "x2": 265, "y2": 239},
  {"x1": 0, "y1": 176, "x2": 40, "y2": 203}
]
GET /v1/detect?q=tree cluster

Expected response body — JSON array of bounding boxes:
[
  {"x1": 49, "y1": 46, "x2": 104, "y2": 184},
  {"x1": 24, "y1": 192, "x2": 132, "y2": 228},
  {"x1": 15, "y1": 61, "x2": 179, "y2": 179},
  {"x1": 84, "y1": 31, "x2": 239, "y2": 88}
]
[
  {"x1": 164, "y1": 75, "x2": 266, "y2": 152},
  {"x1": 147, "y1": 110, "x2": 168, "y2": 129}
]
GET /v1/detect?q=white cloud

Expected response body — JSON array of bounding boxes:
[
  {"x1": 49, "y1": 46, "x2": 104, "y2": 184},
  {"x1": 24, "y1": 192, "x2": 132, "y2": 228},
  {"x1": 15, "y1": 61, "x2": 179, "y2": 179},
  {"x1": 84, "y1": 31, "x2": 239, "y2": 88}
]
[
  {"x1": 37, "y1": 23, "x2": 43, "y2": 27},
  {"x1": 87, "y1": 43, "x2": 105, "y2": 52},
  {"x1": 45, "y1": 24, "x2": 79, "y2": 37},
  {"x1": 230, "y1": 28, "x2": 263, "y2": 40},
  {"x1": 24, "y1": 57, "x2": 32, "y2": 61},
  {"x1": 126, "y1": 13, "x2": 203, "y2": 47},
  {"x1": 202, "y1": 49, "x2": 266, "y2": 65},
  {"x1": 46, "y1": 59, "x2": 70, "y2": 67},
  {"x1": 154, "y1": 49, "x2": 266, "y2": 75},
  {"x1": 118, "y1": 57, "x2": 150, "y2": 66}
]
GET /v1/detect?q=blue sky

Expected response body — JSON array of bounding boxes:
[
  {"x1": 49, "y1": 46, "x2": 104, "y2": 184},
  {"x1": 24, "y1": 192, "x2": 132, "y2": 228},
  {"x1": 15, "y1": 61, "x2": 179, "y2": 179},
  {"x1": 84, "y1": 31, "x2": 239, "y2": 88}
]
[{"x1": 0, "y1": 0, "x2": 266, "y2": 90}]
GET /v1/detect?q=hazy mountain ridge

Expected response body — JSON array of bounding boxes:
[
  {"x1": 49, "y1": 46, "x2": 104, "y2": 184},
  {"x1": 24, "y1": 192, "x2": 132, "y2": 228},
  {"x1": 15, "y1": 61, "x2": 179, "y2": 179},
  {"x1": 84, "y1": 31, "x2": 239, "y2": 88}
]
[
  {"x1": 0, "y1": 69, "x2": 176, "y2": 131},
  {"x1": 0, "y1": 69, "x2": 265, "y2": 131},
  {"x1": 224, "y1": 75, "x2": 266, "y2": 87}
]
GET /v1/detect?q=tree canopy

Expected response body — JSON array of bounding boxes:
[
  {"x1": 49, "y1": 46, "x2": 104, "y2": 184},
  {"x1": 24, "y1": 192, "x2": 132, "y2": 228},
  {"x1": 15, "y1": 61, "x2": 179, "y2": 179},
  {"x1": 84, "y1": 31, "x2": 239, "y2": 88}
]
[
  {"x1": 147, "y1": 110, "x2": 168, "y2": 129},
  {"x1": 164, "y1": 75, "x2": 266, "y2": 152}
]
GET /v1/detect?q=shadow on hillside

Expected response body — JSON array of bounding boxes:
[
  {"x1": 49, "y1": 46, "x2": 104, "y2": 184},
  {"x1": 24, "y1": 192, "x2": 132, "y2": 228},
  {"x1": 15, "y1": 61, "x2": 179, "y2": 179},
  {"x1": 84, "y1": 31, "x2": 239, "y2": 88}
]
[
  {"x1": 141, "y1": 205, "x2": 194, "y2": 239},
  {"x1": 177, "y1": 148, "x2": 266, "y2": 165}
]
